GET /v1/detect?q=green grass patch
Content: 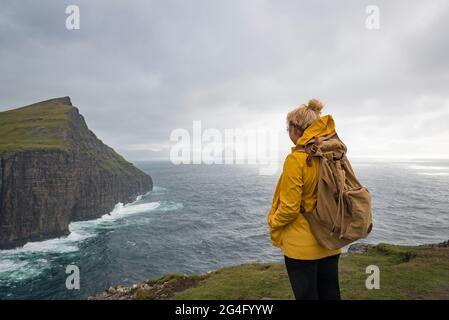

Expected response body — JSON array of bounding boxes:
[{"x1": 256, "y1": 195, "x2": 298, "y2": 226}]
[
  {"x1": 0, "y1": 99, "x2": 71, "y2": 154},
  {"x1": 167, "y1": 244, "x2": 449, "y2": 300},
  {"x1": 0, "y1": 98, "x2": 141, "y2": 177},
  {"x1": 172, "y1": 263, "x2": 291, "y2": 300}
]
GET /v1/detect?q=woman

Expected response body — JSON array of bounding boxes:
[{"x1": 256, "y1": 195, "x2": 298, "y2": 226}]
[{"x1": 267, "y1": 98, "x2": 341, "y2": 300}]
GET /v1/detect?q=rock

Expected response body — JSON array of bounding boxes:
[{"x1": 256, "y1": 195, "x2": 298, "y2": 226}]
[
  {"x1": 420, "y1": 239, "x2": 449, "y2": 248},
  {"x1": 107, "y1": 287, "x2": 116, "y2": 294},
  {"x1": 347, "y1": 243, "x2": 374, "y2": 254},
  {"x1": 437, "y1": 240, "x2": 449, "y2": 247},
  {"x1": 0, "y1": 97, "x2": 152, "y2": 249},
  {"x1": 117, "y1": 287, "x2": 128, "y2": 294}
]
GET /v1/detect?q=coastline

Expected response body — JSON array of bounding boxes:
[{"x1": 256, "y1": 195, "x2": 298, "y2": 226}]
[{"x1": 89, "y1": 239, "x2": 449, "y2": 300}]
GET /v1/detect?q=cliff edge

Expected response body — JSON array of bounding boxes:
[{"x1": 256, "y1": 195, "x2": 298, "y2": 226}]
[
  {"x1": 90, "y1": 240, "x2": 449, "y2": 300},
  {"x1": 0, "y1": 97, "x2": 152, "y2": 249}
]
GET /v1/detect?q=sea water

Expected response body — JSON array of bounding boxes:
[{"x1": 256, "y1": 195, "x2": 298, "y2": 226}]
[{"x1": 0, "y1": 159, "x2": 448, "y2": 299}]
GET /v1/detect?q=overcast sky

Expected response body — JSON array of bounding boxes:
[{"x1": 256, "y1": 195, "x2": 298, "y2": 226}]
[{"x1": 1, "y1": 0, "x2": 449, "y2": 160}]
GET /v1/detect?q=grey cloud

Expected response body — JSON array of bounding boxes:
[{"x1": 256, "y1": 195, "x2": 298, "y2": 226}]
[{"x1": 1, "y1": 0, "x2": 448, "y2": 158}]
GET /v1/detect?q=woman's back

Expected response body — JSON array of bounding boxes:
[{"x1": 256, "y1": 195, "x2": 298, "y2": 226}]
[
  {"x1": 267, "y1": 99, "x2": 342, "y2": 300},
  {"x1": 267, "y1": 115, "x2": 341, "y2": 260}
]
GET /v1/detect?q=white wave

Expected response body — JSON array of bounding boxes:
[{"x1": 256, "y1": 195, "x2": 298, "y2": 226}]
[
  {"x1": 135, "y1": 190, "x2": 153, "y2": 201},
  {"x1": 0, "y1": 191, "x2": 180, "y2": 285},
  {"x1": 0, "y1": 230, "x2": 90, "y2": 256},
  {"x1": 63, "y1": 201, "x2": 161, "y2": 245},
  {"x1": 82, "y1": 201, "x2": 161, "y2": 225},
  {"x1": 157, "y1": 202, "x2": 184, "y2": 212},
  {"x1": 0, "y1": 258, "x2": 49, "y2": 281},
  {"x1": 19, "y1": 233, "x2": 84, "y2": 254},
  {"x1": 150, "y1": 186, "x2": 168, "y2": 195},
  {"x1": 0, "y1": 259, "x2": 28, "y2": 273},
  {"x1": 0, "y1": 200, "x2": 161, "y2": 256}
]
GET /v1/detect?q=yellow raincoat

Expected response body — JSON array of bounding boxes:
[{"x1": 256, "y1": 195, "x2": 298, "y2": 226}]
[{"x1": 267, "y1": 115, "x2": 342, "y2": 260}]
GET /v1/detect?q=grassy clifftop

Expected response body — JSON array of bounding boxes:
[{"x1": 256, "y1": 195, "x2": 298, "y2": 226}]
[
  {"x1": 0, "y1": 97, "x2": 140, "y2": 176},
  {"x1": 90, "y1": 241, "x2": 449, "y2": 300},
  {"x1": 0, "y1": 97, "x2": 152, "y2": 249},
  {"x1": 0, "y1": 97, "x2": 73, "y2": 154}
]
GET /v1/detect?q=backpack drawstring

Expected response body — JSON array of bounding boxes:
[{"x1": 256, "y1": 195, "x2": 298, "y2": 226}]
[{"x1": 331, "y1": 161, "x2": 346, "y2": 239}]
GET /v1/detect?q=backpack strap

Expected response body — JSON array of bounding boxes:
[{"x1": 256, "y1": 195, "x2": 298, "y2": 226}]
[
  {"x1": 294, "y1": 146, "x2": 315, "y2": 167},
  {"x1": 294, "y1": 132, "x2": 337, "y2": 166},
  {"x1": 294, "y1": 137, "x2": 324, "y2": 166}
]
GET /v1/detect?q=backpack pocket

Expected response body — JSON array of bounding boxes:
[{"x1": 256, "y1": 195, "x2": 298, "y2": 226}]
[{"x1": 343, "y1": 187, "x2": 372, "y2": 240}]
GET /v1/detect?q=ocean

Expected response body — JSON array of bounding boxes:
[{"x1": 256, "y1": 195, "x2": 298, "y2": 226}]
[{"x1": 0, "y1": 159, "x2": 448, "y2": 299}]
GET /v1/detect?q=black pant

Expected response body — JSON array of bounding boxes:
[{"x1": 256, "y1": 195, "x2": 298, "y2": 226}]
[{"x1": 284, "y1": 254, "x2": 341, "y2": 300}]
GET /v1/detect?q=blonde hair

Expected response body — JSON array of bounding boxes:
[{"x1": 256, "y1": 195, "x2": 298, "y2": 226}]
[{"x1": 287, "y1": 98, "x2": 324, "y2": 131}]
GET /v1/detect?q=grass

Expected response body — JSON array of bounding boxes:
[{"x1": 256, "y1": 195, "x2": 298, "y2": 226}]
[
  {"x1": 135, "y1": 274, "x2": 208, "y2": 300},
  {"x1": 90, "y1": 242, "x2": 449, "y2": 300},
  {"x1": 172, "y1": 263, "x2": 291, "y2": 300},
  {"x1": 0, "y1": 99, "x2": 71, "y2": 154},
  {"x1": 0, "y1": 97, "x2": 141, "y2": 177},
  {"x1": 87, "y1": 146, "x2": 138, "y2": 176}
]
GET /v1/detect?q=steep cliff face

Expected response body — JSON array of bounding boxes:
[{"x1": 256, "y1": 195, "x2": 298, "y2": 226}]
[{"x1": 0, "y1": 97, "x2": 152, "y2": 249}]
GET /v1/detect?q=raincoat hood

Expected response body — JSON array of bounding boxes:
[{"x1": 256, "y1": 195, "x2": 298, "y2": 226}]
[{"x1": 295, "y1": 114, "x2": 336, "y2": 147}]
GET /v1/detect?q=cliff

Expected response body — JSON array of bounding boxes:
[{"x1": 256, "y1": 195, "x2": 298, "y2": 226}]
[
  {"x1": 0, "y1": 97, "x2": 152, "y2": 249},
  {"x1": 90, "y1": 240, "x2": 449, "y2": 300}
]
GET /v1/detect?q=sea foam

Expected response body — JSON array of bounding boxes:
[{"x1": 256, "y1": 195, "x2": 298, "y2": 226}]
[{"x1": 0, "y1": 195, "x2": 165, "y2": 282}]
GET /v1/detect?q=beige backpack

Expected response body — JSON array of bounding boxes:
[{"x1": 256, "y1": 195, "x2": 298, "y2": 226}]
[{"x1": 296, "y1": 132, "x2": 373, "y2": 250}]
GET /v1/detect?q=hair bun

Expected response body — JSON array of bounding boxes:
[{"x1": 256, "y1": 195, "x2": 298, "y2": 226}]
[{"x1": 307, "y1": 98, "x2": 324, "y2": 112}]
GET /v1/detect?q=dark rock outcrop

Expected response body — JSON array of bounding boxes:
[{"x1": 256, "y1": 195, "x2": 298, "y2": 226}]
[
  {"x1": 0, "y1": 97, "x2": 152, "y2": 249},
  {"x1": 347, "y1": 243, "x2": 375, "y2": 254}
]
